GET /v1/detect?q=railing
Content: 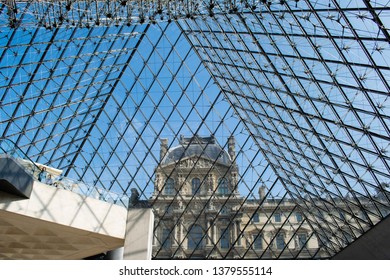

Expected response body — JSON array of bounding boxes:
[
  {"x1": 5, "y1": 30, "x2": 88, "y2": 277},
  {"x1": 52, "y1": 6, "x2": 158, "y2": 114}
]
[
  {"x1": 0, "y1": 138, "x2": 42, "y2": 180},
  {"x1": 0, "y1": 138, "x2": 130, "y2": 207},
  {"x1": 53, "y1": 176, "x2": 130, "y2": 207}
]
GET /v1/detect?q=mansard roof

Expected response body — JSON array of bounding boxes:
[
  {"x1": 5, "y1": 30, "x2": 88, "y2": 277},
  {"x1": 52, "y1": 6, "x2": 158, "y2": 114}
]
[{"x1": 161, "y1": 135, "x2": 232, "y2": 166}]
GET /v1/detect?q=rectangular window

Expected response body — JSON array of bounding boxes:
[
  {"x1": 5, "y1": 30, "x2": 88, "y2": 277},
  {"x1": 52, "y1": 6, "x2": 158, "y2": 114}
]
[
  {"x1": 192, "y1": 178, "x2": 201, "y2": 195},
  {"x1": 296, "y1": 212, "x2": 303, "y2": 223},
  {"x1": 274, "y1": 213, "x2": 281, "y2": 223},
  {"x1": 338, "y1": 210, "x2": 345, "y2": 220},
  {"x1": 252, "y1": 212, "x2": 260, "y2": 223},
  {"x1": 162, "y1": 228, "x2": 171, "y2": 249},
  {"x1": 220, "y1": 228, "x2": 229, "y2": 249},
  {"x1": 252, "y1": 234, "x2": 263, "y2": 250},
  {"x1": 297, "y1": 233, "x2": 307, "y2": 249},
  {"x1": 218, "y1": 178, "x2": 229, "y2": 195},
  {"x1": 345, "y1": 232, "x2": 353, "y2": 244},
  {"x1": 317, "y1": 210, "x2": 325, "y2": 220},
  {"x1": 188, "y1": 225, "x2": 203, "y2": 249},
  {"x1": 164, "y1": 178, "x2": 175, "y2": 195},
  {"x1": 276, "y1": 233, "x2": 285, "y2": 250}
]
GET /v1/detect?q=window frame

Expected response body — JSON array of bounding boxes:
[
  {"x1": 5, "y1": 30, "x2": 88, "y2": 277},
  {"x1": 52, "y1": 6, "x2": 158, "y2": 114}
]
[
  {"x1": 252, "y1": 212, "x2": 260, "y2": 223},
  {"x1": 274, "y1": 212, "x2": 282, "y2": 223},
  {"x1": 252, "y1": 233, "x2": 263, "y2": 250},
  {"x1": 295, "y1": 212, "x2": 303, "y2": 223},
  {"x1": 220, "y1": 227, "x2": 230, "y2": 249},
  {"x1": 297, "y1": 233, "x2": 307, "y2": 249},
  {"x1": 275, "y1": 233, "x2": 285, "y2": 250},
  {"x1": 192, "y1": 177, "x2": 201, "y2": 195},
  {"x1": 161, "y1": 228, "x2": 172, "y2": 249},
  {"x1": 164, "y1": 178, "x2": 175, "y2": 195},
  {"x1": 188, "y1": 224, "x2": 203, "y2": 250},
  {"x1": 217, "y1": 177, "x2": 229, "y2": 195}
]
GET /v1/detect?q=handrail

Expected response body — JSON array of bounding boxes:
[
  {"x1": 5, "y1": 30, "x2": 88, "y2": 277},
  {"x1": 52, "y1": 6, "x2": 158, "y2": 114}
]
[
  {"x1": 0, "y1": 138, "x2": 130, "y2": 207},
  {"x1": 0, "y1": 138, "x2": 42, "y2": 180}
]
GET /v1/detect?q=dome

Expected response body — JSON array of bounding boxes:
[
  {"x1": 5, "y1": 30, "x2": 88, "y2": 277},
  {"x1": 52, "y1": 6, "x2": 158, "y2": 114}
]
[{"x1": 161, "y1": 135, "x2": 232, "y2": 166}]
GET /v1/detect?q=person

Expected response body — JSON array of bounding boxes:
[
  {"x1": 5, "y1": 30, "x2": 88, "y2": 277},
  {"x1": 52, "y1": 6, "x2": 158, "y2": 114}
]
[
  {"x1": 46, "y1": 174, "x2": 53, "y2": 185},
  {"x1": 38, "y1": 167, "x2": 46, "y2": 182}
]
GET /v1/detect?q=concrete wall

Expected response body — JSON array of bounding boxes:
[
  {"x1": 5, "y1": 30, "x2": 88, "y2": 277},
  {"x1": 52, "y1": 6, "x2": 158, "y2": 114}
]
[
  {"x1": 0, "y1": 180, "x2": 130, "y2": 259},
  {"x1": 0, "y1": 180, "x2": 127, "y2": 238},
  {"x1": 0, "y1": 174, "x2": 154, "y2": 259},
  {"x1": 123, "y1": 208, "x2": 154, "y2": 260}
]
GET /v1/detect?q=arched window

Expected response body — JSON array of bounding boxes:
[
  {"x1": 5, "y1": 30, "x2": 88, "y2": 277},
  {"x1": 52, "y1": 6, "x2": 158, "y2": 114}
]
[
  {"x1": 188, "y1": 224, "x2": 203, "y2": 249},
  {"x1": 164, "y1": 178, "x2": 175, "y2": 195},
  {"x1": 192, "y1": 178, "x2": 201, "y2": 195},
  {"x1": 217, "y1": 178, "x2": 229, "y2": 195}
]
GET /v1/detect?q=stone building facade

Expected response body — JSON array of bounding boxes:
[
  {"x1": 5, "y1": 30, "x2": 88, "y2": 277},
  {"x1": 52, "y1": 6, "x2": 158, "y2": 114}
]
[{"x1": 150, "y1": 135, "x2": 326, "y2": 259}]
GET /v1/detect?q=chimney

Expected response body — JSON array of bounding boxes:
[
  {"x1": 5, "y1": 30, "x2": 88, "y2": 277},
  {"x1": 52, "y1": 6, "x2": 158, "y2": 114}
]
[
  {"x1": 259, "y1": 184, "x2": 266, "y2": 200},
  {"x1": 228, "y1": 136, "x2": 236, "y2": 162},
  {"x1": 160, "y1": 138, "x2": 168, "y2": 161}
]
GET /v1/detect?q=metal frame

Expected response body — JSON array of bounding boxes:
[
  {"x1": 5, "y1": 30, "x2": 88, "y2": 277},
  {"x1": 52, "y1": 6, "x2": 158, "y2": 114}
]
[{"x1": 1, "y1": 0, "x2": 389, "y2": 259}]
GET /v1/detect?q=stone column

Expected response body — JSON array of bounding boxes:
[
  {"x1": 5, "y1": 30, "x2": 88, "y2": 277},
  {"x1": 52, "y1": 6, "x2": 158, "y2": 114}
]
[
  {"x1": 174, "y1": 219, "x2": 179, "y2": 246},
  {"x1": 213, "y1": 223, "x2": 217, "y2": 245},
  {"x1": 236, "y1": 220, "x2": 242, "y2": 246},
  {"x1": 232, "y1": 222, "x2": 237, "y2": 243},
  {"x1": 180, "y1": 221, "x2": 184, "y2": 245},
  {"x1": 206, "y1": 220, "x2": 212, "y2": 246}
]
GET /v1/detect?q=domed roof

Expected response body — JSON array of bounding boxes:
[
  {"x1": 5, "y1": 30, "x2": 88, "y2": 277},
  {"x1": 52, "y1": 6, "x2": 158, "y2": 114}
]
[{"x1": 161, "y1": 135, "x2": 232, "y2": 166}]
